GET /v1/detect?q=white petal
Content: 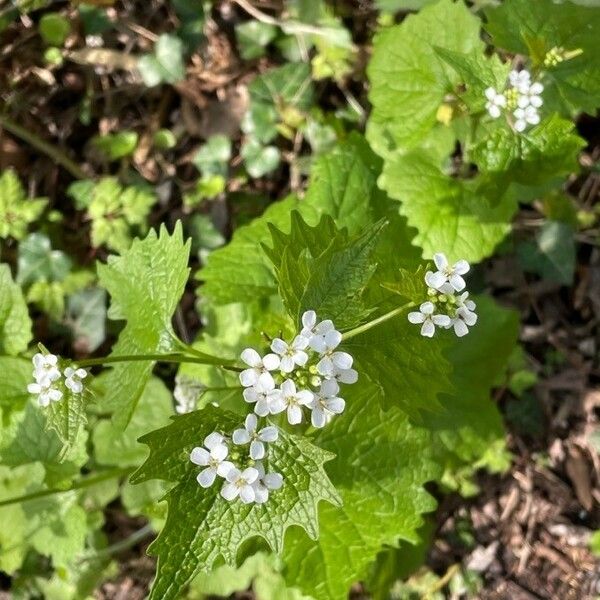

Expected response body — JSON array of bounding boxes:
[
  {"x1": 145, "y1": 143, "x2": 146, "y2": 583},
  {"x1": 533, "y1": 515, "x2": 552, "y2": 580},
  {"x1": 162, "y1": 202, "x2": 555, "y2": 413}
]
[
  {"x1": 484, "y1": 87, "x2": 496, "y2": 101},
  {"x1": 197, "y1": 467, "x2": 217, "y2": 488},
  {"x1": 420, "y1": 301, "x2": 435, "y2": 315},
  {"x1": 530, "y1": 95, "x2": 543, "y2": 108},
  {"x1": 257, "y1": 371, "x2": 275, "y2": 389},
  {"x1": 204, "y1": 432, "x2": 224, "y2": 449},
  {"x1": 27, "y1": 383, "x2": 42, "y2": 394},
  {"x1": 528, "y1": 112, "x2": 540, "y2": 125},
  {"x1": 408, "y1": 311, "x2": 426, "y2": 324},
  {"x1": 216, "y1": 461, "x2": 234, "y2": 477},
  {"x1": 302, "y1": 310, "x2": 316, "y2": 330},
  {"x1": 311, "y1": 407, "x2": 327, "y2": 428},
  {"x1": 245, "y1": 413, "x2": 258, "y2": 432},
  {"x1": 433, "y1": 253, "x2": 448, "y2": 270},
  {"x1": 38, "y1": 394, "x2": 50, "y2": 407},
  {"x1": 297, "y1": 390, "x2": 314, "y2": 406},
  {"x1": 242, "y1": 467, "x2": 259, "y2": 484},
  {"x1": 239, "y1": 484, "x2": 255, "y2": 504},
  {"x1": 250, "y1": 440, "x2": 265, "y2": 460},
  {"x1": 324, "y1": 329, "x2": 342, "y2": 350},
  {"x1": 331, "y1": 352, "x2": 353, "y2": 370},
  {"x1": 326, "y1": 397, "x2": 345, "y2": 414},
  {"x1": 293, "y1": 335, "x2": 309, "y2": 350},
  {"x1": 421, "y1": 320, "x2": 435, "y2": 337},
  {"x1": 321, "y1": 379, "x2": 339, "y2": 396},
  {"x1": 287, "y1": 404, "x2": 302, "y2": 425},
  {"x1": 262, "y1": 353, "x2": 280, "y2": 371},
  {"x1": 254, "y1": 398, "x2": 270, "y2": 417},
  {"x1": 336, "y1": 368, "x2": 358, "y2": 384},
  {"x1": 293, "y1": 350, "x2": 308, "y2": 367},
  {"x1": 270, "y1": 338, "x2": 288, "y2": 355},
  {"x1": 514, "y1": 119, "x2": 526, "y2": 132},
  {"x1": 240, "y1": 348, "x2": 262, "y2": 367},
  {"x1": 263, "y1": 472, "x2": 283, "y2": 490},
  {"x1": 517, "y1": 94, "x2": 529, "y2": 108},
  {"x1": 220, "y1": 482, "x2": 239, "y2": 501},
  {"x1": 453, "y1": 259, "x2": 470, "y2": 275},
  {"x1": 243, "y1": 387, "x2": 259, "y2": 403},
  {"x1": 449, "y1": 274, "x2": 466, "y2": 291},
  {"x1": 239, "y1": 369, "x2": 258, "y2": 387},
  {"x1": 33, "y1": 353, "x2": 45, "y2": 369},
  {"x1": 280, "y1": 379, "x2": 296, "y2": 396},
  {"x1": 225, "y1": 467, "x2": 241, "y2": 483},
  {"x1": 432, "y1": 314, "x2": 451, "y2": 327},
  {"x1": 280, "y1": 355, "x2": 295, "y2": 373},
  {"x1": 530, "y1": 82, "x2": 543, "y2": 95},
  {"x1": 268, "y1": 395, "x2": 286, "y2": 415},
  {"x1": 308, "y1": 336, "x2": 327, "y2": 353},
  {"x1": 253, "y1": 482, "x2": 269, "y2": 504},
  {"x1": 64, "y1": 366, "x2": 75, "y2": 378},
  {"x1": 488, "y1": 104, "x2": 501, "y2": 118},
  {"x1": 210, "y1": 444, "x2": 228, "y2": 461},
  {"x1": 233, "y1": 429, "x2": 251, "y2": 445},
  {"x1": 453, "y1": 319, "x2": 469, "y2": 337},
  {"x1": 258, "y1": 426, "x2": 278, "y2": 442},
  {"x1": 75, "y1": 368, "x2": 87, "y2": 379},
  {"x1": 190, "y1": 447, "x2": 210, "y2": 466},
  {"x1": 49, "y1": 389, "x2": 63, "y2": 401}
]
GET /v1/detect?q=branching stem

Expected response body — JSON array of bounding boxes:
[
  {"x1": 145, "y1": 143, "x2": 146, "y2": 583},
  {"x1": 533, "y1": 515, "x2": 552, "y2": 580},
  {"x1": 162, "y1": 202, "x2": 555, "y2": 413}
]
[{"x1": 341, "y1": 302, "x2": 416, "y2": 341}]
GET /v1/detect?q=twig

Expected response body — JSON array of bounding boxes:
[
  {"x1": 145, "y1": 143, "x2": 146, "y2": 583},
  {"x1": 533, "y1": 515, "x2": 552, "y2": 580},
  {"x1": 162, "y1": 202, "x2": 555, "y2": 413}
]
[{"x1": 0, "y1": 113, "x2": 87, "y2": 179}]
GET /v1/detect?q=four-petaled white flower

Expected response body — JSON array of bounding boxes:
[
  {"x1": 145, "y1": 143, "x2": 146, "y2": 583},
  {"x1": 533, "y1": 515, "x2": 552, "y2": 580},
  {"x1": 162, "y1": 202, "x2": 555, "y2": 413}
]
[
  {"x1": 190, "y1": 432, "x2": 234, "y2": 488},
  {"x1": 484, "y1": 87, "x2": 506, "y2": 119},
  {"x1": 306, "y1": 319, "x2": 338, "y2": 353},
  {"x1": 232, "y1": 413, "x2": 279, "y2": 460},
  {"x1": 64, "y1": 366, "x2": 87, "y2": 394},
  {"x1": 310, "y1": 379, "x2": 345, "y2": 428},
  {"x1": 252, "y1": 461, "x2": 284, "y2": 504},
  {"x1": 32, "y1": 353, "x2": 61, "y2": 386},
  {"x1": 517, "y1": 81, "x2": 543, "y2": 109},
  {"x1": 450, "y1": 306, "x2": 478, "y2": 337},
  {"x1": 514, "y1": 105, "x2": 540, "y2": 132},
  {"x1": 279, "y1": 379, "x2": 313, "y2": 425},
  {"x1": 456, "y1": 291, "x2": 477, "y2": 314},
  {"x1": 220, "y1": 467, "x2": 259, "y2": 504},
  {"x1": 27, "y1": 381, "x2": 63, "y2": 407},
  {"x1": 271, "y1": 335, "x2": 309, "y2": 373},
  {"x1": 239, "y1": 348, "x2": 280, "y2": 388},
  {"x1": 425, "y1": 252, "x2": 470, "y2": 292},
  {"x1": 509, "y1": 69, "x2": 531, "y2": 93},
  {"x1": 408, "y1": 302, "x2": 451, "y2": 338},
  {"x1": 243, "y1": 377, "x2": 277, "y2": 416}
]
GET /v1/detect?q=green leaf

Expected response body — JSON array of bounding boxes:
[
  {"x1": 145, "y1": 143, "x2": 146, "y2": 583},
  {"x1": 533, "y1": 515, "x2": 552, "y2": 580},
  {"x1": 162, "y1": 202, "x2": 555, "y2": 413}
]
[
  {"x1": 0, "y1": 356, "x2": 33, "y2": 414},
  {"x1": 265, "y1": 212, "x2": 385, "y2": 329},
  {"x1": 381, "y1": 265, "x2": 428, "y2": 303},
  {"x1": 241, "y1": 140, "x2": 281, "y2": 178},
  {"x1": 138, "y1": 33, "x2": 186, "y2": 86},
  {"x1": 91, "y1": 131, "x2": 139, "y2": 161},
  {"x1": 281, "y1": 382, "x2": 440, "y2": 600},
  {"x1": 484, "y1": 0, "x2": 600, "y2": 114},
  {"x1": 193, "y1": 135, "x2": 232, "y2": 177},
  {"x1": 93, "y1": 377, "x2": 173, "y2": 468},
  {"x1": 39, "y1": 12, "x2": 70, "y2": 45},
  {"x1": 97, "y1": 223, "x2": 190, "y2": 428},
  {"x1": 379, "y1": 149, "x2": 518, "y2": 262},
  {"x1": 367, "y1": 0, "x2": 483, "y2": 156},
  {"x1": 66, "y1": 287, "x2": 107, "y2": 353},
  {"x1": 235, "y1": 20, "x2": 278, "y2": 59},
  {"x1": 0, "y1": 169, "x2": 47, "y2": 240},
  {"x1": 44, "y1": 386, "x2": 88, "y2": 450},
  {"x1": 472, "y1": 115, "x2": 586, "y2": 184},
  {"x1": 131, "y1": 405, "x2": 340, "y2": 600},
  {"x1": 241, "y1": 101, "x2": 280, "y2": 144},
  {"x1": 518, "y1": 220, "x2": 576, "y2": 284},
  {"x1": 249, "y1": 62, "x2": 314, "y2": 112},
  {"x1": 0, "y1": 264, "x2": 32, "y2": 355},
  {"x1": 17, "y1": 232, "x2": 72, "y2": 286}
]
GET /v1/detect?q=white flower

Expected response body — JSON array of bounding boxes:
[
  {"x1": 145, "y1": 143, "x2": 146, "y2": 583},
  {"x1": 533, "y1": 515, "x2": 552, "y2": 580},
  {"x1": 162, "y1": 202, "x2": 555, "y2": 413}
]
[
  {"x1": 252, "y1": 461, "x2": 284, "y2": 504},
  {"x1": 408, "y1": 302, "x2": 451, "y2": 338},
  {"x1": 306, "y1": 319, "x2": 338, "y2": 353},
  {"x1": 220, "y1": 467, "x2": 259, "y2": 504},
  {"x1": 450, "y1": 306, "x2": 478, "y2": 337},
  {"x1": 32, "y1": 353, "x2": 61, "y2": 386},
  {"x1": 513, "y1": 105, "x2": 540, "y2": 132},
  {"x1": 232, "y1": 414, "x2": 279, "y2": 460},
  {"x1": 509, "y1": 69, "x2": 531, "y2": 93},
  {"x1": 190, "y1": 432, "x2": 234, "y2": 488},
  {"x1": 279, "y1": 379, "x2": 313, "y2": 425},
  {"x1": 425, "y1": 253, "x2": 470, "y2": 292},
  {"x1": 517, "y1": 81, "x2": 544, "y2": 109},
  {"x1": 243, "y1": 377, "x2": 276, "y2": 416},
  {"x1": 484, "y1": 87, "x2": 506, "y2": 119},
  {"x1": 270, "y1": 335, "x2": 309, "y2": 373},
  {"x1": 64, "y1": 366, "x2": 87, "y2": 394},
  {"x1": 310, "y1": 380, "x2": 345, "y2": 428},
  {"x1": 456, "y1": 291, "x2": 477, "y2": 314},
  {"x1": 239, "y1": 348, "x2": 280, "y2": 388},
  {"x1": 27, "y1": 381, "x2": 63, "y2": 407},
  {"x1": 311, "y1": 328, "x2": 353, "y2": 377}
]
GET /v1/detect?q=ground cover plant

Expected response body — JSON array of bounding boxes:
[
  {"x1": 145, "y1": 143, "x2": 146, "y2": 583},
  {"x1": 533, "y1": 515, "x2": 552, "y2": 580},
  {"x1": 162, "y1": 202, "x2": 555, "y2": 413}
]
[{"x1": 0, "y1": 0, "x2": 599, "y2": 598}]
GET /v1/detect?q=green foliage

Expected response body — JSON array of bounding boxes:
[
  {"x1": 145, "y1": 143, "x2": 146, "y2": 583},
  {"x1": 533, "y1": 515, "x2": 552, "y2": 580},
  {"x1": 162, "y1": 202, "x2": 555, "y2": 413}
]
[
  {"x1": 0, "y1": 357, "x2": 32, "y2": 414},
  {"x1": 242, "y1": 139, "x2": 281, "y2": 178},
  {"x1": 193, "y1": 135, "x2": 231, "y2": 177},
  {"x1": 68, "y1": 177, "x2": 157, "y2": 252},
  {"x1": 0, "y1": 264, "x2": 32, "y2": 355},
  {"x1": 97, "y1": 223, "x2": 190, "y2": 427},
  {"x1": 39, "y1": 12, "x2": 70, "y2": 46},
  {"x1": 235, "y1": 21, "x2": 278, "y2": 60},
  {"x1": 138, "y1": 33, "x2": 186, "y2": 86},
  {"x1": 0, "y1": 169, "x2": 47, "y2": 240},
  {"x1": 91, "y1": 131, "x2": 139, "y2": 161},
  {"x1": 131, "y1": 405, "x2": 340, "y2": 600},
  {"x1": 65, "y1": 287, "x2": 107, "y2": 353}
]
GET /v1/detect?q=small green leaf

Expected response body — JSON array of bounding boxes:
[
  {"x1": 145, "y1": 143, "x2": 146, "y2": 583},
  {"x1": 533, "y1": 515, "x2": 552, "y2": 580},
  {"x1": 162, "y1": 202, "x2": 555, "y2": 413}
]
[
  {"x1": 241, "y1": 102, "x2": 279, "y2": 144},
  {"x1": 518, "y1": 220, "x2": 575, "y2": 284},
  {"x1": 0, "y1": 264, "x2": 32, "y2": 355},
  {"x1": 153, "y1": 129, "x2": 177, "y2": 150},
  {"x1": 241, "y1": 139, "x2": 281, "y2": 178},
  {"x1": 0, "y1": 357, "x2": 32, "y2": 414},
  {"x1": 138, "y1": 33, "x2": 185, "y2": 86},
  {"x1": 193, "y1": 135, "x2": 232, "y2": 177},
  {"x1": 249, "y1": 62, "x2": 314, "y2": 112},
  {"x1": 131, "y1": 405, "x2": 340, "y2": 600},
  {"x1": 0, "y1": 169, "x2": 48, "y2": 241},
  {"x1": 97, "y1": 223, "x2": 190, "y2": 428},
  {"x1": 39, "y1": 12, "x2": 71, "y2": 46},
  {"x1": 235, "y1": 21, "x2": 277, "y2": 59},
  {"x1": 17, "y1": 232, "x2": 72, "y2": 286},
  {"x1": 91, "y1": 131, "x2": 139, "y2": 161}
]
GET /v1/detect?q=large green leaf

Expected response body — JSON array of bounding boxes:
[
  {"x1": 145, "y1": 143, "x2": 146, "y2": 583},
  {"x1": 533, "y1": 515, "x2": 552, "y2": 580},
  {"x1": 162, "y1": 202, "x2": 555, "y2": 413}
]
[
  {"x1": 484, "y1": 0, "x2": 600, "y2": 115},
  {"x1": 0, "y1": 357, "x2": 32, "y2": 414},
  {"x1": 367, "y1": 0, "x2": 483, "y2": 157},
  {"x1": 0, "y1": 264, "x2": 32, "y2": 355},
  {"x1": 97, "y1": 223, "x2": 190, "y2": 428},
  {"x1": 379, "y1": 149, "x2": 517, "y2": 262},
  {"x1": 281, "y1": 382, "x2": 440, "y2": 600},
  {"x1": 131, "y1": 405, "x2": 340, "y2": 600}
]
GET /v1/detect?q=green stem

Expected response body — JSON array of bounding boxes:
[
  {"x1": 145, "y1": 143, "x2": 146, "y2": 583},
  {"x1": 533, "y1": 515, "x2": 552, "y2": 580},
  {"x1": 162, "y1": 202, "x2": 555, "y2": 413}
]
[
  {"x1": 0, "y1": 113, "x2": 88, "y2": 180},
  {"x1": 77, "y1": 352, "x2": 239, "y2": 370},
  {"x1": 0, "y1": 467, "x2": 133, "y2": 508},
  {"x1": 341, "y1": 302, "x2": 416, "y2": 341},
  {"x1": 78, "y1": 524, "x2": 155, "y2": 563}
]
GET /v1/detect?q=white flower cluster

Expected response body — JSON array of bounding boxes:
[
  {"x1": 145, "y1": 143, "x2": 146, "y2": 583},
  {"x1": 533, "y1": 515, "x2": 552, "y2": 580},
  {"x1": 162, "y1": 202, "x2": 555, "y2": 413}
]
[
  {"x1": 27, "y1": 353, "x2": 88, "y2": 407},
  {"x1": 485, "y1": 69, "x2": 544, "y2": 132},
  {"x1": 408, "y1": 253, "x2": 477, "y2": 338},
  {"x1": 189, "y1": 311, "x2": 357, "y2": 504}
]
